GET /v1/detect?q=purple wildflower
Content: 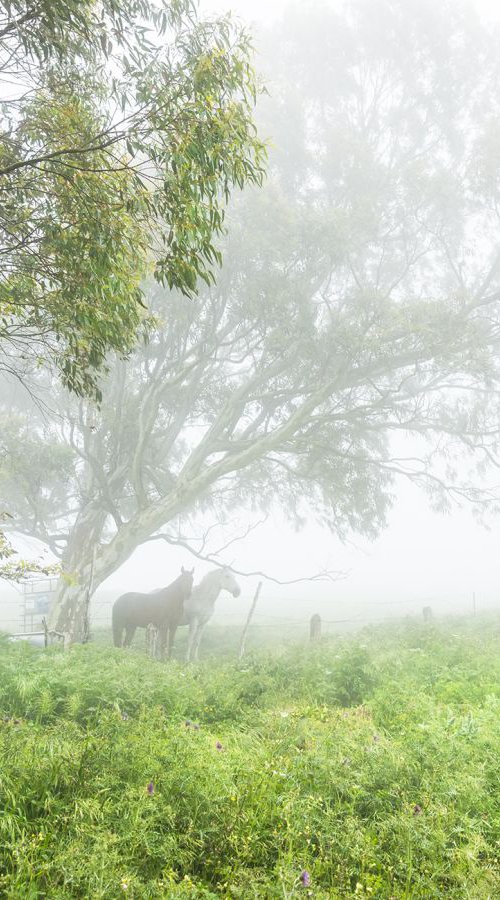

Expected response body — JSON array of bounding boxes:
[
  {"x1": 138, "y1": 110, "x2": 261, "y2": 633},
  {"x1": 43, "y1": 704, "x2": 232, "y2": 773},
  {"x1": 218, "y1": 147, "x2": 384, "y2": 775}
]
[
  {"x1": 413, "y1": 803, "x2": 422, "y2": 815},
  {"x1": 147, "y1": 781, "x2": 155, "y2": 795},
  {"x1": 215, "y1": 740, "x2": 223, "y2": 751},
  {"x1": 300, "y1": 870, "x2": 311, "y2": 887}
]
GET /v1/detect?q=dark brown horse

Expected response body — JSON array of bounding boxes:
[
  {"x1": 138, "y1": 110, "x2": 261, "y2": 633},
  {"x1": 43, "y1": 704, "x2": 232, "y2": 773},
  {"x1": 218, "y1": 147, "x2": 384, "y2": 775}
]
[{"x1": 112, "y1": 567, "x2": 194, "y2": 659}]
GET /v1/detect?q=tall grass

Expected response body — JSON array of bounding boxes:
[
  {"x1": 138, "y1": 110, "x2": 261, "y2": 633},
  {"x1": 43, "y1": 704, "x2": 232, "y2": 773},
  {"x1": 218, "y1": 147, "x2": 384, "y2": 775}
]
[{"x1": 1, "y1": 616, "x2": 500, "y2": 897}]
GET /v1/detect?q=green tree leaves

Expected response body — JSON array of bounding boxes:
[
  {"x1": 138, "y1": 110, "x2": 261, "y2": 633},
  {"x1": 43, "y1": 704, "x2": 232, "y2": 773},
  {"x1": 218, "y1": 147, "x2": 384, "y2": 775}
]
[{"x1": 0, "y1": 1, "x2": 265, "y2": 400}]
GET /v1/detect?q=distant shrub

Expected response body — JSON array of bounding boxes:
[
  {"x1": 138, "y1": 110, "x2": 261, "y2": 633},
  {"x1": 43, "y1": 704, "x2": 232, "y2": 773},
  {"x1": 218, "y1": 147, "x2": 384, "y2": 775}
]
[{"x1": 330, "y1": 645, "x2": 377, "y2": 707}]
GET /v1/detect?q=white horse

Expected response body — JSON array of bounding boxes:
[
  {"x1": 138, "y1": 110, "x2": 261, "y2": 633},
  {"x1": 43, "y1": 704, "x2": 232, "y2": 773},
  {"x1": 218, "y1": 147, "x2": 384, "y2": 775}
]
[{"x1": 183, "y1": 567, "x2": 241, "y2": 661}]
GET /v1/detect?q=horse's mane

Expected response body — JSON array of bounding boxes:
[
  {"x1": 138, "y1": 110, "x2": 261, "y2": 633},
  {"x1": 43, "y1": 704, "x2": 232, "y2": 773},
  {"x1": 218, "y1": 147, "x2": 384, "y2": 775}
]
[
  {"x1": 152, "y1": 570, "x2": 189, "y2": 597},
  {"x1": 191, "y1": 568, "x2": 224, "y2": 596}
]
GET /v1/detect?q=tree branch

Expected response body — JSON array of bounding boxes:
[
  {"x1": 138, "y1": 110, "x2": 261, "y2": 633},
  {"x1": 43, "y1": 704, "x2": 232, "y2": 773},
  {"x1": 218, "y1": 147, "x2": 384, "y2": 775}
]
[{"x1": 142, "y1": 532, "x2": 346, "y2": 585}]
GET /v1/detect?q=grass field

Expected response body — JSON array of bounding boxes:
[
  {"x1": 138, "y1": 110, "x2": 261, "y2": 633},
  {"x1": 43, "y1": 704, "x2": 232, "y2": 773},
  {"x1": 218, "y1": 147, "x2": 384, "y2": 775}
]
[{"x1": 1, "y1": 615, "x2": 500, "y2": 898}]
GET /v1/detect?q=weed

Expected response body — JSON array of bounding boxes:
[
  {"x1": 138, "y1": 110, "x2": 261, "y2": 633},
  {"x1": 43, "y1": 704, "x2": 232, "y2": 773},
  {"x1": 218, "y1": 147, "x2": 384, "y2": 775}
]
[{"x1": 0, "y1": 616, "x2": 500, "y2": 896}]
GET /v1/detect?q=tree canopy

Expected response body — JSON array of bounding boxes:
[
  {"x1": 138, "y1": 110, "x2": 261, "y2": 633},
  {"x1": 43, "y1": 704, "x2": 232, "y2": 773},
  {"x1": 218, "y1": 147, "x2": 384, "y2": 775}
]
[
  {"x1": 3, "y1": 0, "x2": 500, "y2": 638},
  {"x1": 0, "y1": 0, "x2": 265, "y2": 399}
]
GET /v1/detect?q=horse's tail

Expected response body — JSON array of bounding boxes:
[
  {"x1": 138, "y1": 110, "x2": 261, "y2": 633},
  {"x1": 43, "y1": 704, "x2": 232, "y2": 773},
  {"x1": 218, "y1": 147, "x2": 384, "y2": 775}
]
[{"x1": 112, "y1": 605, "x2": 123, "y2": 647}]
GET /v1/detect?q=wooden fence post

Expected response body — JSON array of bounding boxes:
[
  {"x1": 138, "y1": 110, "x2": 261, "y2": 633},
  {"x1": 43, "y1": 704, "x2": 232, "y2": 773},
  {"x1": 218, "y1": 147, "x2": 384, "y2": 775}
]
[
  {"x1": 238, "y1": 581, "x2": 263, "y2": 660},
  {"x1": 82, "y1": 544, "x2": 97, "y2": 644},
  {"x1": 309, "y1": 613, "x2": 322, "y2": 642}
]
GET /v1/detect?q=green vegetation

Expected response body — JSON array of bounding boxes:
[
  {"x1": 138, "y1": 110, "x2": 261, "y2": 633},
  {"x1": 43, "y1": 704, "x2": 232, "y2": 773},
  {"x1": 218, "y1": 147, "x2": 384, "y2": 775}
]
[
  {"x1": 1, "y1": 616, "x2": 500, "y2": 897},
  {"x1": 0, "y1": 0, "x2": 264, "y2": 399}
]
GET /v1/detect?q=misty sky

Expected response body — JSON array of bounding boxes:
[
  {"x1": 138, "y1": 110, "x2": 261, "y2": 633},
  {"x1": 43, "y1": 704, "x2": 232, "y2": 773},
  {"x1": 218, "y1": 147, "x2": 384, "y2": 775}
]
[
  {"x1": 4, "y1": 0, "x2": 500, "y2": 629},
  {"x1": 201, "y1": 0, "x2": 500, "y2": 25},
  {"x1": 100, "y1": 0, "x2": 500, "y2": 622}
]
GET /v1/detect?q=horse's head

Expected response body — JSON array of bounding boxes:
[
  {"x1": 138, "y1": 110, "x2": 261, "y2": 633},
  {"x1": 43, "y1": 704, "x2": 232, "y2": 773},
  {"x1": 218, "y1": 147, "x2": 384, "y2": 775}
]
[
  {"x1": 219, "y1": 566, "x2": 241, "y2": 598},
  {"x1": 180, "y1": 566, "x2": 195, "y2": 596}
]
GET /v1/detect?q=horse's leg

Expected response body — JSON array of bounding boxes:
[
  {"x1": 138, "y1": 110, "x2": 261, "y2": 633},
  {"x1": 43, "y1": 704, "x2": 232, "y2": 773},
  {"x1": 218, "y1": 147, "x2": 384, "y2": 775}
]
[
  {"x1": 112, "y1": 614, "x2": 124, "y2": 647},
  {"x1": 124, "y1": 624, "x2": 136, "y2": 647},
  {"x1": 186, "y1": 619, "x2": 197, "y2": 663},
  {"x1": 156, "y1": 625, "x2": 167, "y2": 661},
  {"x1": 193, "y1": 623, "x2": 204, "y2": 661},
  {"x1": 167, "y1": 623, "x2": 178, "y2": 659}
]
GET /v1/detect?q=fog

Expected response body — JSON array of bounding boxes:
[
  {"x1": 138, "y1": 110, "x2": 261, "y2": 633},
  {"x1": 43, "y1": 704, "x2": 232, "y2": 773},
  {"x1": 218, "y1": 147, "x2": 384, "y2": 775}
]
[
  {"x1": 202, "y1": 0, "x2": 500, "y2": 22},
  {"x1": 2, "y1": 0, "x2": 500, "y2": 642},
  {"x1": 4, "y1": 4, "x2": 500, "y2": 892},
  {"x1": 104, "y1": 0, "x2": 500, "y2": 629}
]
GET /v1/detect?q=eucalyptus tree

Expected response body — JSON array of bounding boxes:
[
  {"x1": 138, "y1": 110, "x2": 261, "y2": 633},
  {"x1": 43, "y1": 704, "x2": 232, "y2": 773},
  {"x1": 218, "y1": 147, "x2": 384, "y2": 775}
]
[
  {"x1": 3, "y1": 0, "x2": 500, "y2": 639},
  {"x1": 0, "y1": 0, "x2": 265, "y2": 400}
]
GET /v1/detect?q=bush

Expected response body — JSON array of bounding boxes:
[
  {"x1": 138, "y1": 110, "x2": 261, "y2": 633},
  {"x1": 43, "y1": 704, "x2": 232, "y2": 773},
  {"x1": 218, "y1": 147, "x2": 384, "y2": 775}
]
[{"x1": 1, "y1": 616, "x2": 500, "y2": 896}]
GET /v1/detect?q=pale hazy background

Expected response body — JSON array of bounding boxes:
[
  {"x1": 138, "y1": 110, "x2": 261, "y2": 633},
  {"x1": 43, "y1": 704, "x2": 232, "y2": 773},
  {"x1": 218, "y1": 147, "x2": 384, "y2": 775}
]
[{"x1": 1, "y1": 0, "x2": 499, "y2": 634}]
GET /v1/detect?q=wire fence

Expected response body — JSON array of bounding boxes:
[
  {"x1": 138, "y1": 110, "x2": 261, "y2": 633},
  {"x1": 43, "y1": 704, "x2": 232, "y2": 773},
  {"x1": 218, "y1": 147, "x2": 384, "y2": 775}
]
[{"x1": 0, "y1": 587, "x2": 493, "y2": 637}]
